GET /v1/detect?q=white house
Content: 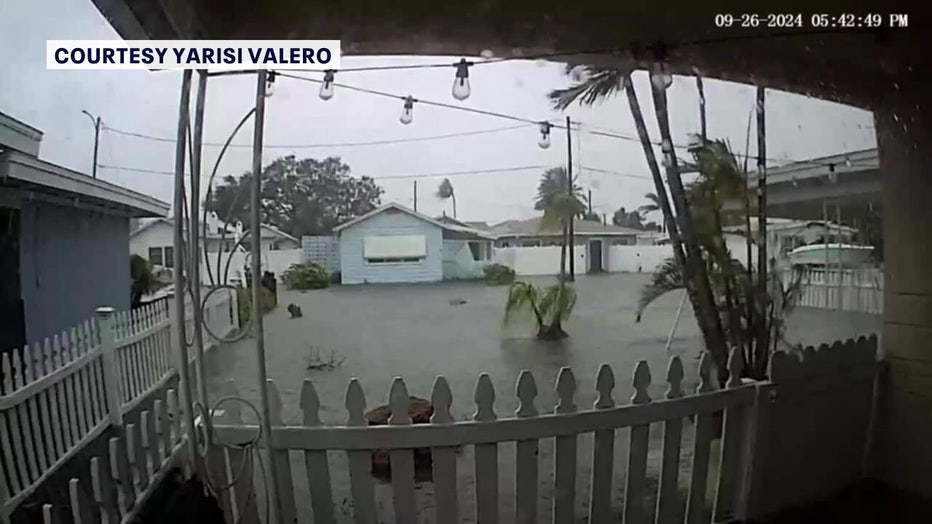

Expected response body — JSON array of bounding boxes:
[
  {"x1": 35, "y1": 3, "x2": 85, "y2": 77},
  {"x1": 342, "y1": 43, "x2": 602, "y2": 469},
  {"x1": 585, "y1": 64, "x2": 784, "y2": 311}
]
[
  {"x1": 130, "y1": 211, "x2": 299, "y2": 270},
  {"x1": 333, "y1": 202, "x2": 495, "y2": 284}
]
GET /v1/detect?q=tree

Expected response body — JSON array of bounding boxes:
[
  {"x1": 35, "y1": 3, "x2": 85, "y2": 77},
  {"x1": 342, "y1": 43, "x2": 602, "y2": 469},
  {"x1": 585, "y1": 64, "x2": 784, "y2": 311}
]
[
  {"x1": 636, "y1": 139, "x2": 802, "y2": 378},
  {"x1": 611, "y1": 207, "x2": 645, "y2": 229},
  {"x1": 503, "y1": 280, "x2": 577, "y2": 340},
  {"x1": 535, "y1": 167, "x2": 587, "y2": 281},
  {"x1": 206, "y1": 156, "x2": 384, "y2": 237},
  {"x1": 549, "y1": 66, "x2": 729, "y2": 372},
  {"x1": 638, "y1": 192, "x2": 662, "y2": 216},
  {"x1": 130, "y1": 254, "x2": 155, "y2": 309},
  {"x1": 436, "y1": 178, "x2": 457, "y2": 218}
]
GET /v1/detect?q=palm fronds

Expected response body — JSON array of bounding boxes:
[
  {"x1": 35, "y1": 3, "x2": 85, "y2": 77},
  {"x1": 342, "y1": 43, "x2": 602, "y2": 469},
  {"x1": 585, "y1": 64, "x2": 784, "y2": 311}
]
[{"x1": 548, "y1": 66, "x2": 628, "y2": 110}]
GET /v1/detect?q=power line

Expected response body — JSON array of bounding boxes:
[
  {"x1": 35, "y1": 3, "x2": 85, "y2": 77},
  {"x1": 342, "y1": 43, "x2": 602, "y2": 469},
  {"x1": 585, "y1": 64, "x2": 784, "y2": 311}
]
[
  {"x1": 96, "y1": 162, "x2": 653, "y2": 181},
  {"x1": 102, "y1": 122, "x2": 533, "y2": 148}
]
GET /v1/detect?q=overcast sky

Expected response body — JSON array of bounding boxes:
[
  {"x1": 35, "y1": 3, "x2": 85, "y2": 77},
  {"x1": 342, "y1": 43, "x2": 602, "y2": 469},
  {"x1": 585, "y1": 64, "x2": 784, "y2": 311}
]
[{"x1": 1, "y1": 0, "x2": 878, "y2": 224}]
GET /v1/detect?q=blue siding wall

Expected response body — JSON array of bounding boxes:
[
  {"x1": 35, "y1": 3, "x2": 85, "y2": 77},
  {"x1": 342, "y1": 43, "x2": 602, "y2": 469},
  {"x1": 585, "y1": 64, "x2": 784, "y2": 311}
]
[
  {"x1": 339, "y1": 210, "x2": 443, "y2": 284},
  {"x1": 19, "y1": 202, "x2": 130, "y2": 342}
]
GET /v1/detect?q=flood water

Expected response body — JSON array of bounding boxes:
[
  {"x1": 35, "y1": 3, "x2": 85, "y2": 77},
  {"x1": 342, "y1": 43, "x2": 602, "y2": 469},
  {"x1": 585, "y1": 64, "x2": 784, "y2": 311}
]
[{"x1": 203, "y1": 273, "x2": 880, "y2": 522}]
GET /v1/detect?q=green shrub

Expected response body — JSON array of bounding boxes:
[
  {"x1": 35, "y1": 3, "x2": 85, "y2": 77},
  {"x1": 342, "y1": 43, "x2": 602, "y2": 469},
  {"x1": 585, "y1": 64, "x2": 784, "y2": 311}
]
[
  {"x1": 237, "y1": 285, "x2": 277, "y2": 327},
  {"x1": 483, "y1": 263, "x2": 516, "y2": 286},
  {"x1": 283, "y1": 263, "x2": 331, "y2": 290}
]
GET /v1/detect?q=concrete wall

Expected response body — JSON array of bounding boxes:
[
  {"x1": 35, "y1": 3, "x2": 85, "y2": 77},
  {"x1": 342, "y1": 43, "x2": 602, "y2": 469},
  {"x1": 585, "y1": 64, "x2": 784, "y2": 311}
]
[
  {"x1": 19, "y1": 201, "x2": 130, "y2": 342},
  {"x1": 200, "y1": 249, "x2": 303, "y2": 285},
  {"x1": 493, "y1": 246, "x2": 586, "y2": 276},
  {"x1": 606, "y1": 245, "x2": 672, "y2": 273},
  {"x1": 874, "y1": 82, "x2": 932, "y2": 497},
  {"x1": 339, "y1": 210, "x2": 443, "y2": 284}
]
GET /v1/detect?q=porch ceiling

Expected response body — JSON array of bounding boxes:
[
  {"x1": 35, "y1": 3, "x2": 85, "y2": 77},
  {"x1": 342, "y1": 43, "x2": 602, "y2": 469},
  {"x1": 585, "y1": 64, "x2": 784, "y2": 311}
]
[{"x1": 92, "y1": 0, "x2": 923, "y2": 108}]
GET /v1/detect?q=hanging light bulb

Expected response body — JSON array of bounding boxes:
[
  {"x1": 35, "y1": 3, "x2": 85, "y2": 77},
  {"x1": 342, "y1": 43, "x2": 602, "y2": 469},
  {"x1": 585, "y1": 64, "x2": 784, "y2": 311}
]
[
  {"x1": 650, "y1": 61, "x2": 673, "y2": 90},
  {"x1": 265, "y1": 71, "x2": 277, "y2": 98},
  {"x1": 319, "y1": 70, "x2": 335, "y2": 100},
  {"x1": 452, "y1": 59, "x2": 471, "y2": 101},
  {"x1": 538, "y1": 121, "x2": 552, "y2": 149},
  {"x1": 844, "y1": 155, "x2": 852, "y2": 168},
  {"x1": 828, "y1": 163, "x2": 838, "y2": 183},
  {"x1": 399, "y1": 96, "x2": 415, "y2": 125}
]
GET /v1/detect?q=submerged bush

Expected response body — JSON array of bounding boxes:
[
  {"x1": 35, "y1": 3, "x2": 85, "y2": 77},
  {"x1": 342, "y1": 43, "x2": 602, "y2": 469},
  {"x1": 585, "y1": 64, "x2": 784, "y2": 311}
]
[
  {"x1": 237, "y1": 285, "x2": 277, "y2": 327},
  {"x1": 483, "y1": 263, "x2": 516, "y2": 285},
  {"x1": 283, "y1": 262, "x2": 331, "y2": 290}
]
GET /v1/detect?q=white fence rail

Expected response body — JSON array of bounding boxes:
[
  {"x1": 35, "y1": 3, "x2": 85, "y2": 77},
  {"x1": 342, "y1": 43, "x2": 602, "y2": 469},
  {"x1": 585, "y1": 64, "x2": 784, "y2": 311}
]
[
  {"x1": 784, "y1": 267, "x2": 883, "y2": 314},
  {"x1": 207, "y1": 336, "x2": 877, "y2": 523},
  {"x1": 0, "y1": 287, "x2": 237, "y2": 523}
]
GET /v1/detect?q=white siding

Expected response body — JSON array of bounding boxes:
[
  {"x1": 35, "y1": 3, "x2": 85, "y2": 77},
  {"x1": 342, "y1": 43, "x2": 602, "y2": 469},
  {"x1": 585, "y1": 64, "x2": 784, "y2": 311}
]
[{"x1": 339, "y1": 210, "x2": 443, "y2": 284}]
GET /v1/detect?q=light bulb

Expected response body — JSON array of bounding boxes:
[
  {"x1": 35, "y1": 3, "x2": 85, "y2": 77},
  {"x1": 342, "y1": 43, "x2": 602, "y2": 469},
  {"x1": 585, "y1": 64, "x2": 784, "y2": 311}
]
[
  {"x1": 265, "y1": 71, "x2": 277, "y2": 98},
  {"x1": 319, "y1": 70, "x2": 335, "y2": 100},
  {"x1": 651, "y1": 61, "x2": 673, "y2": 90},
  {"x1": 844, "y1": 155, "x2": 852, "y2": 168},
  {"x1": 452, "y1": 59, "x2": 471, "y2": 101},
  {"x1": 538, "y1": 121, "x2": 552, "y2": 149},
  {"x1": 400, "y1": 96, "x2": 414, "y2": 125}
]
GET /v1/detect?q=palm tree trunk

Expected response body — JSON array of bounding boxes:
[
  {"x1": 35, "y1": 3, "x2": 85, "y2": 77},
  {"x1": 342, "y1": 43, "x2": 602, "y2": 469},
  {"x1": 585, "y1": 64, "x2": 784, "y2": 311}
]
[
  {"x1": 625, "y1": 75, "x2": 723, "y2": 362},
  {"x1": 560, "y1": 222, "x2": 568, "y2": 281},
  {"x1": 452, "y1": 192, "x2": 458, "y2": 218},
  {"x1": 648, "y1": 74, "x2": 729, "y2": 371}
]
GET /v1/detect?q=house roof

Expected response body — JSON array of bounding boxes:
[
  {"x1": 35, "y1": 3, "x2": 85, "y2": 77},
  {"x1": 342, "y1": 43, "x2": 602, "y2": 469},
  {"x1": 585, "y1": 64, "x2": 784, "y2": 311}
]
[
  {"x1": 490, "y1": 216, "x2": 642, "y2": 237},
  {"x1": 0, "y1": 150, "x2": 169, "y2": 217},
  {"x1": 130, "y1": 217, "x2": 299, "y2": 241},
  {"x1": 334, "y1": 202, "x2": 496, "y2": 239}
]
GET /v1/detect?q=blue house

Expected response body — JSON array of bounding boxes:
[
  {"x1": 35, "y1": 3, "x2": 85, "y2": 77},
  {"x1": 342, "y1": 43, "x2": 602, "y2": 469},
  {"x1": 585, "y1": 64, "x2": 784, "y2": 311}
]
[
  {"x1": 333, "y1": 202, "x2": 495, "y2": 285},
  {"x1": 0, "y1": 112, "x2": 168, "y2": 352}
]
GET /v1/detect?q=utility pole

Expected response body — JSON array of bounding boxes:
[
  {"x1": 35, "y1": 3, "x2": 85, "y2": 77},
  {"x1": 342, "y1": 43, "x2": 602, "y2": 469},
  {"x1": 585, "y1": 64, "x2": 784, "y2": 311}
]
[
  {"x1": 566, "y1": 116, "x2": 575, "y2": 281},
  {"x1": 81, "y1": 110, "x2": 102, "y2": 178},
  {"x1": 755, "y1": 85, "x2": 769, "y2": 360},
  {"x1": 588, "y1": 188, "x2": 593, "y2": 216},
  {"x1": 413, "y1": 180, "x2": 418, "y2": 212}
]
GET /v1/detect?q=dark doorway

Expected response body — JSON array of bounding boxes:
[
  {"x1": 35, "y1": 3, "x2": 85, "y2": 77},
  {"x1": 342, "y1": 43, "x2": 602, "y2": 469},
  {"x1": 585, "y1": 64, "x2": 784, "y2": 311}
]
[
  {"x1": 588, "y1": 239, "x2": 603, "y2": 273},
  {"x1": 0, "y1": 207, "x2": 25, "y2": 354}
]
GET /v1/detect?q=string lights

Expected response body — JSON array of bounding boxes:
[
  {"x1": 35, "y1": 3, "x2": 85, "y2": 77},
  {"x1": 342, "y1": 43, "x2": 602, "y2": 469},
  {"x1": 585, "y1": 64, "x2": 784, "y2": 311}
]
[
  {"x1": 400, "y1": 96, "x2": 416, "y2": 124},
  {"x1": 538, "y1": 121, "x2": 552, "y2": 149},
  {"x1": 319, "y1": 70, "x2": 335, "y2": 100},
  {"x1": 452, "y1": 59, "x2": 472, "y2": 100}
]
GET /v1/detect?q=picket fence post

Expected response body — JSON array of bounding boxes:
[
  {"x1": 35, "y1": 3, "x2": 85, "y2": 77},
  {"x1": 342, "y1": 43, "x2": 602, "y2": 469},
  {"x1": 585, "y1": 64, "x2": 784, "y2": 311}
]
[{"x1": 96, "y1": 307, "x2": 124, "y2": 430}]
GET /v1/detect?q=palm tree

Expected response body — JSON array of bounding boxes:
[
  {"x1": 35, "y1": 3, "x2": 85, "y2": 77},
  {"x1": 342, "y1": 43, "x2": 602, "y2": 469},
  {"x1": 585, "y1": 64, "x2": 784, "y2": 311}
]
[
  {"x1": 549, "y1": 66, "x2": 729, "y2": 370},
  {"x1": 503, "y1": 280, "x2": 577, "y2": 340},
  {"x1": 637, "y1": 192, "x2": 661, "y2": 216},
  {"x1": 436, "y1": 178, "x2": 456, "y2": 218},
  {"x1": 535, "y1": 166, "x2": 586, "y2": 281},
  {"x1": 636, "y1": 139, "x2": 801, "y2": 378}
]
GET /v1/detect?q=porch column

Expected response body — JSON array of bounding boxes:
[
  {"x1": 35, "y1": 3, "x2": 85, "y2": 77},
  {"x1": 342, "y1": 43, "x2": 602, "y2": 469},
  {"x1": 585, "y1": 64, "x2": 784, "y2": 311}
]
[{"x1": 874, "y1": 78, "x2": 932, "y2": 497}]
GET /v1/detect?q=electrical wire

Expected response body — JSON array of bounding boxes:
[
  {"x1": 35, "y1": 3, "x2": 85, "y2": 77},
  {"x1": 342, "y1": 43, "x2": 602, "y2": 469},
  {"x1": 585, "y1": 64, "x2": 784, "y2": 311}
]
[{"x1": 102, "y1": 122, "x2": 533, "y2": 149}]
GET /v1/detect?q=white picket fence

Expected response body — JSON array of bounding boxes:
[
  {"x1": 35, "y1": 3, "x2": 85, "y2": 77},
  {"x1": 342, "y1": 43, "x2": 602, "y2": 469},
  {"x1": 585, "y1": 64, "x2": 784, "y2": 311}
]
[
  {"x1": 0, "y1": 287, "x2": 238, "y2": 523},
  {"x1": 784, "y1": 267, "x2": 883, "y2": 314},
  {"x1": 207, "y1": 336, "x2": 878, "y2": 523}
]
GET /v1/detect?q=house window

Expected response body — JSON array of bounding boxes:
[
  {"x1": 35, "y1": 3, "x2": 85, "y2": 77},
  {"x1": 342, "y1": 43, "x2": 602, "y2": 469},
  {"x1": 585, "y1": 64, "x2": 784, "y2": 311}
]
[
  {"x1": 148, "y1": 247, "x2": 163, "y2": 266},
  {"x1": 164, "y1": 246, "x2": 174, "y2": 268},
  {"x1": 522, "y1": 240, "x2": 541, "y2": 247},
  {"x1": 468, "y1": 241, "x2": 482, "y2": 261},
  {"x1": 363, "y1": 234, "x2": 426, "y2": 264},
  {"x1": 270, "y1": 241, "x2": 279, "y2": 251},
  {"x1": 366, "y1": 257, "x2": 423, "y2": 264}
]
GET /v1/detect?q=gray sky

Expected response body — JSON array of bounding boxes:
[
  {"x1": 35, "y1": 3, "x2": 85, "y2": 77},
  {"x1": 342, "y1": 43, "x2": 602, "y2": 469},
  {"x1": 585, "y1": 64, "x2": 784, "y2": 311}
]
[{"x1": 1, "y1": 0, "x2": 877, "y2": 224}]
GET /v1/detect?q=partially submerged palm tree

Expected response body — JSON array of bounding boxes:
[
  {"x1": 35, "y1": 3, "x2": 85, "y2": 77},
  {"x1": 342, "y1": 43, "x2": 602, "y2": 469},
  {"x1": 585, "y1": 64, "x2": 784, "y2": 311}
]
[
  {"x1": 504, "y1": 280, "x2": 577, "y2": 340},
  {"x1": 550, "y1": 66, "x2": 729, "y2": 371},
  {"x1": 436, "y1": 178, "x2": 457, "y2": 218}
]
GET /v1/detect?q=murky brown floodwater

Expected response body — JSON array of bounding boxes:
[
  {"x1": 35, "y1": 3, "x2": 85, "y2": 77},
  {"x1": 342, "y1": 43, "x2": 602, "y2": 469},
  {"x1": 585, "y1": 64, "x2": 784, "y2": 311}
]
[{"x1": 203, "y1": 273, "x2": 880, "y2": 522}]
